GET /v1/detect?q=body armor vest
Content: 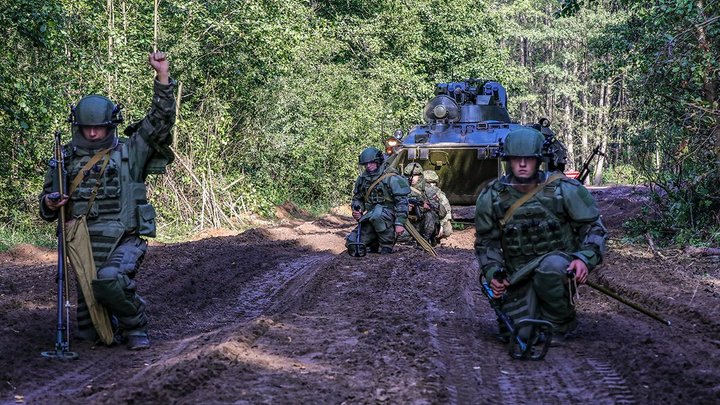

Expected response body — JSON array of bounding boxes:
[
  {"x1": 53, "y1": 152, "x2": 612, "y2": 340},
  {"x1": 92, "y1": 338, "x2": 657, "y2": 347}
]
[
  {"x1": 361, "y1": 175, "x2": 395, "y2": 209},
  {"x1": 67, "y1": 141, "x2": 157, "y2": 239},
  {"x1": 493, "y1": 182, "x2": 579, "y2": 271}
]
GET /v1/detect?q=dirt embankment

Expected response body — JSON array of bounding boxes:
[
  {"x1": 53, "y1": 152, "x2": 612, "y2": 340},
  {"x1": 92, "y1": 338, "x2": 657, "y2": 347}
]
[{"x1": 1, "y1": 185, "x2": 718, "y2": 404}]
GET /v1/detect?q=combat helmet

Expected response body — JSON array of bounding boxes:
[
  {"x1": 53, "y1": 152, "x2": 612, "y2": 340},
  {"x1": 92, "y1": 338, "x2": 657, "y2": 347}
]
[
  {"x1": 403, "y1": 162, "x2": 423, "y2": 176},
  {"x1": 499, "y1": 128, "x2": 545, "y2": 159},
  {"x1": 358, "y1": 147, "x2": 384, "y2": 165},
  {"x1": 423, "y1": 170, "x2": 439, "y2": 183},
  {"x1": 68, "y1": 94, "x2": 123, "y2": 149}
]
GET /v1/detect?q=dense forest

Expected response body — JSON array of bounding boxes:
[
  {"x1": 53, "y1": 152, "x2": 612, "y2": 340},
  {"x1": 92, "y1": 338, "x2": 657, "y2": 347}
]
[{"x1": 0, "y1": 0, "x2": 718, "y2": 247}]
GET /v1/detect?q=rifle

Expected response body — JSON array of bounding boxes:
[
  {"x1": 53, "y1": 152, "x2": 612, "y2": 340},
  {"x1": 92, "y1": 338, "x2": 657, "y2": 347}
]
[
  {"x1": 576, "y1": 144, "x2": 606, "y2": 184},
  {"x1": 407, "y1": 197, "x2": 426, "y2": 218},
  {"x1": 480, "y1": 269, "x2": 553, "y2": 360},
  {"x1": 41, "y1": 131, "x2": 78, "y2": 360}
]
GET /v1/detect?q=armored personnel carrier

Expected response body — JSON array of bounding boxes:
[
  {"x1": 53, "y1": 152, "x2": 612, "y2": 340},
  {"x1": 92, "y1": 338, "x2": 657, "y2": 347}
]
[{"x1": 385, "y1": 79, "x2": 565, "y2": 208}]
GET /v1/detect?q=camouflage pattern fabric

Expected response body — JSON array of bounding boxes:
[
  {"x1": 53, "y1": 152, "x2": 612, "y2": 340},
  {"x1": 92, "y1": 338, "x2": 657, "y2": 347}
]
[
  {"x1": 426, "y1": 183, "x2": 452, "y2": 238},
  {"x1": 346, "y1": 165, "x2": 410, "y2": 252},
  {"x1": 39, "y1": 78, "x2": 176, "y2": 343},
  {"x1": 474, "y1": 171, "x2": 607, "y2": 334}
]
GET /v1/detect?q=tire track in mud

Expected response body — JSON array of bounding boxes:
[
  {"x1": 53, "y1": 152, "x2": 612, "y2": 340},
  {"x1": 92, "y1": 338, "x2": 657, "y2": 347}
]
[
  {"x1": 19, "y1": 250, "x2": 337, "y2": 405},
  {"x1": 229, "y1": 252, "x2": 337, "y2": 322}
]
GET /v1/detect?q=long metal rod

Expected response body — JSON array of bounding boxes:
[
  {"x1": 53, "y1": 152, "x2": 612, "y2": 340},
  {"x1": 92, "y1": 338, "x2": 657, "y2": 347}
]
[
  {"x1": 42, "y1": 131, "x2": 78, "y2": 359},
  {"x1": 404, "y1": 222, "x2": 437, "y2": 257},
  {"x1": 587, "y1": 280, "x2": 671, "y2": 326}
]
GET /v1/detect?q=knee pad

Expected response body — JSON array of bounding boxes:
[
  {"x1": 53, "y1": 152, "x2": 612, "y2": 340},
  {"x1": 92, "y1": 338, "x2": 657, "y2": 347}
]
[
  {"x1": 537, "y1": 254, "x2": 572, "y2": 275},
  {"x1": 92, "y1": 274, "x2": 141, "y2": 317}
]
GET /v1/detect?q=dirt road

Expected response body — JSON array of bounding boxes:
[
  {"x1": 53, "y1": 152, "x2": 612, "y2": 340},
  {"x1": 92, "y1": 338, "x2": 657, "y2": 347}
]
[{"x1": 1, "y1": 186, "x2": 718, "y2": 404}]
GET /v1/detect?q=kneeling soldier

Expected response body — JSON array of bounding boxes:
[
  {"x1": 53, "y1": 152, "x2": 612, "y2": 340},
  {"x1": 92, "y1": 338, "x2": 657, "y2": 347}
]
[{"x1": 346, "y1": 147, "x2": 410, "y2": 255}]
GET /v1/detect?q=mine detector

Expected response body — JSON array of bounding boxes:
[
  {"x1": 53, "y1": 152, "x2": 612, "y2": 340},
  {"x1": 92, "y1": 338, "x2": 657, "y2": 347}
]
[{"x1": 383, "y1": 79, "x2": 563, "y2": 221}]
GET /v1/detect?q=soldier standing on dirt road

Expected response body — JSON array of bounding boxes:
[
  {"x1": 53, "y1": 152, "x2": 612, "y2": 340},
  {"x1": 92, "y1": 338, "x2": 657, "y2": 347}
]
[
  {"x1": 423, "y1": 169, "x2": 452, "y2": 240},
  {"x1": 474, "y1": 128, "x2": 607, "y2": 343},
  {"x1": 345, "y1": 147, "x2": 410, "y2": 255},
  {"x1": 39, "y1": 51, "x2": 176, "y2": 350}
]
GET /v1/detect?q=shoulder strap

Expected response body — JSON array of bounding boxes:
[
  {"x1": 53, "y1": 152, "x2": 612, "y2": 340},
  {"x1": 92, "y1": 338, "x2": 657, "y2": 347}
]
[
  {"x1": 500, "y1": 173, "x2": 565, "y2": 227},
  {"x1": 364, "y1": 172, "x2": 395, "y2": 202},
  {"x1": 83, "y1": 153, "x2": 111, "y2": 216},
  {"x1": 67, "y1": 148, "x2": 112, "y2": 197}
]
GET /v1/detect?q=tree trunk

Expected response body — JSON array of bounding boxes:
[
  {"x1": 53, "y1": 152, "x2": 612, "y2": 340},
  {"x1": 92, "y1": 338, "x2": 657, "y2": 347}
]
[
  {"x1": 107, "y1": 0, "x2": 114, "y2": 96},
  {"x1": 564, "y1": 96, "x2": 574, "y2": 169},
  {"x1": 593, "y1": 81, "x2": 610, "y2": 185},
  {"x1": 519, "y1": 36, "x2": 528, "y2": 123},
  {"x1": 695, "y1": 0, "x2": 720, "y2": 161},
  {"x1": 580, "y1": 92, "x2": 589, "y2": 162}
]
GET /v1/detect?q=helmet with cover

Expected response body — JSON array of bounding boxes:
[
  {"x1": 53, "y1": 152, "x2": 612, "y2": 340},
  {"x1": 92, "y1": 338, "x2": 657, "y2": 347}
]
[
  {"x1": 69, "y1": 95, "x2": 123, "y2": 149},
  {"x1": 423, "y1": 170, "x2": 439, "y2": 183},
  {"x1": 358, "y1": 147, "x2": 384, "y2": 165},
  {"x1": 403, "y1": 162, "x2": 424, "y2": 176},
  {"x1": 500, "y1": 128, "x2": 544, "y2": 159}
]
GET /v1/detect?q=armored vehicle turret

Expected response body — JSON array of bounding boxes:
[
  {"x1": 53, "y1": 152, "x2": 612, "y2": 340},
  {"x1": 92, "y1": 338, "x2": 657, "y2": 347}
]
[{"x1": 385, "y1": 79, "x2": 565, "y2": 206}]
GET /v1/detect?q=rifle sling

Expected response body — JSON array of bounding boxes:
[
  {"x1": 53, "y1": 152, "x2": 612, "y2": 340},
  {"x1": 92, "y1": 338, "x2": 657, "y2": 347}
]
[
  {"x1": 364, "y1": 172, "x2": 395, "y2": 202},
  {"x1": 500, "y1": 173, "x2": 565, "y2": 227},
  {"x1": 83, "y1": 153, "x2": 111, "y2": 217},
  {"x1": 67, "y1": 148, "x2": 113, "y2": 197}
]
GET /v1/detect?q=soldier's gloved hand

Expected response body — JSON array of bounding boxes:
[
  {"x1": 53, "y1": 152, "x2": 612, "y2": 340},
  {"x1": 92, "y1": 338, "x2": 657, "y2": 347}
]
[
  {"x1": 395, "y1": 225, "x2": 405, "y2": 235},
  {"x1": 567, "y1": 259, "x2": 589, "y2": 284},
  {"x1": 490, "y1": 277, "x2": 510, "y2": 298},
  {"x1": 44, "y1": 193, "x2": 69, "y2": 211},
  {"x1": 352, "y1": 210, "x2": 362, "y2": 221}
]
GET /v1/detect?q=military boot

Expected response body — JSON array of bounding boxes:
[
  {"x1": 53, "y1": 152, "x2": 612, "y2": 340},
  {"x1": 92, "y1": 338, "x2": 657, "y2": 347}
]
[
  {"x1": 380, "y1": 247, "x2": 394, "y2": 254},
  {"x1": 127, "y1": 334, "x2": 150, "y2": 350}
]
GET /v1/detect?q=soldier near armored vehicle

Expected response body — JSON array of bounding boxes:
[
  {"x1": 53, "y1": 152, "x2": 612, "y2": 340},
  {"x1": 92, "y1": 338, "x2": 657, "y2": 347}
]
[
  {"x1": 403, "y1": 163, "x2": 441, "y2": 246},
  {"x1": 423, "y1": 170, "x2": 452, "y2": 240},
  {"x1": 474, "y1": 128, "x2": 607, "y2": 343},
  {"x1": 39, "y1": 51, "x2": 176, "y2": 350},
  {"x1": 346, "y1": 147, "x2": 410, "y2": 255}
]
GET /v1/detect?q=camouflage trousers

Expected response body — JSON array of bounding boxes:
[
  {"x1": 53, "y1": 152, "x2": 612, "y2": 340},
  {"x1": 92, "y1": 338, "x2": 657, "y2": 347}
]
[
  {"x1": 409, "y1": 210, "x2": 439, "y2": 244},
  {"x1": 345, "y1": 216, "x2": 397, "y2": 251},
  {"x1": 77, "y1": 235, "x2": 149, "y2": 342},
  {"x1": 500, "y1": 253, "x2": 577, "y2": 337}
]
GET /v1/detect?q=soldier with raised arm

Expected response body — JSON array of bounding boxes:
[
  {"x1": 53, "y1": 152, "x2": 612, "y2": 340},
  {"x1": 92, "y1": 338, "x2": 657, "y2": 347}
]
[{"x1": 39, "y1": 52, "x2": 176, "y2": 350}]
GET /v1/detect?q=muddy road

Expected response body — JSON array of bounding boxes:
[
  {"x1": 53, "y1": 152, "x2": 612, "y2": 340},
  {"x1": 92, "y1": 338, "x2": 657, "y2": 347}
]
[{"x1": 1, "y1": 186, "x2": 718, "y2": 404}]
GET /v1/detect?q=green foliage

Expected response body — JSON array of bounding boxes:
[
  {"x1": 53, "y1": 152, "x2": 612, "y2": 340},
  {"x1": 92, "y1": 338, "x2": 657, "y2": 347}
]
[
  {"x1": 0, "y1": 0, "x2": 717, "y2": 248},
  {"x1": 601, "y1": 164, "x2": 643, "y2": 185},
  {"x1": 0, "y1": 214, "x2": 57, "y2": 252},
  {"x1": 590, "y1": 0, "x2": 720, "y2": 245}
]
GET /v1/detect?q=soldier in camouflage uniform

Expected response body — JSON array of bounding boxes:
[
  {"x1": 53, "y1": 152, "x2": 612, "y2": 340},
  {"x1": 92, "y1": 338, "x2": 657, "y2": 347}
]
[
  {"x1": 346, "y1": 147, "x2": 410, "y2": 255},
  {"x1": 403, "y1": 163, "x2": 441, "y2": 246},
  {"x1": 474, "y1": 128, "x2": 607, "y2": 342},
  {"x1": 423, "y1": 170, "x2": 452, "y2": 239},
  {"x1": 40, "y1": 52, "x2": 176, "y2": 350}
]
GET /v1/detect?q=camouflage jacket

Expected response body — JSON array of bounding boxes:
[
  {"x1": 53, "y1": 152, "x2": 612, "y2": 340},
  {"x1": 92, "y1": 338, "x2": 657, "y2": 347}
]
[{"x1": 474, "y1": 171, "x2": 607, "y2": 281}]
